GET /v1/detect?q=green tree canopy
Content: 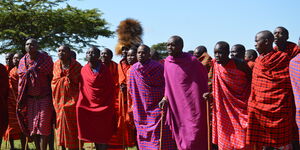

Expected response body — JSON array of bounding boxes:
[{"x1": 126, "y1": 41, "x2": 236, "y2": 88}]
[
  {"x1": 0, "y1": 0, "x2": 114, "y2": 54},
  {"x1": 150, "y1": 42, "x2": 168, "y2": 59}
]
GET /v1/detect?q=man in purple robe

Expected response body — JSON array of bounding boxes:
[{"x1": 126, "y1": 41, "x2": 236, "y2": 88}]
[{"x1": 160, "y1": 35, "x2": 208, "y2": 150}]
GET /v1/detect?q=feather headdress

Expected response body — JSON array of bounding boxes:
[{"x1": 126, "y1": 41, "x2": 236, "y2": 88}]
[{"x1": 115, "y1": 18, "x2": 143, "y2": 55}]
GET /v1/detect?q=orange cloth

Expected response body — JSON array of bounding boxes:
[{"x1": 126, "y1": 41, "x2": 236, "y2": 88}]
[
  {"x1": 51, "y1": 59, "x2": 82, "y2": 148},
  {"x1": 4, "y1": 67, "x2": 22, "y2": 140},
  {"x1": 247, "y1": 61, "x2": 255, "y2": 70},
  {"x1": 197, "y1": 52, "x2": 213, "y2": 92},
  {"x1": 108, "y1": 59, "x2": 136, "y2": 149}
]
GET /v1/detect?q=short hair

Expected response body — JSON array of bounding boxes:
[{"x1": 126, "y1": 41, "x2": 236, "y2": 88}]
[
  {"x1": 195, "y1": 46, "x2": 207, "y2": 53},
  {"x1": 14, "y1": 52, "x2": 24, "y2": 58},
  {"x1": 215, "y1": 41, "x2": 230, "y2": 53},
  {"x1": 257, "y1": 30, "x2": 274, "y2": 42},
  {"x1": 102, "y1": 48, "x2": 113, "y2": 59},
  {"x1": 232, "y1": 44, "x2": 246, "y2": 53},
  {"x1": 246, "y1": 49, "x2": 258, "y2": 59},
  {"x1": 60, "y1": 45, "x2": 71, "y2": 52},
  {"x1": 90, "y1": 46, "x2": 100, "y2": 56},
  {"x1": 170, "y1": 35, "x2": 184, "y2": 49},
  {"x1": 138, "y1": 44, "x2": 151, "y2": 53},
  {"x1": 276, "y1": 26, "x2": 289, "y2": 36}
]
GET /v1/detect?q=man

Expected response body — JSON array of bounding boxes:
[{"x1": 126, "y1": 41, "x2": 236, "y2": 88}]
[
  {"x1": 273, "y1": 26, "x2": 300, "y2": 59},
  {"x1": 17, "y1": 38, "x2": 54, "y2": 150},
  {"x1": 128, "y1": 44, "x2": 176, "y2": 149},
  {"x1": 230, "y1": 44, "x2": 246, "y2": 61},
  {"x1": 162, "y1": 36, "x2": 208, "y2": 150},
  {"x1": 76, "y1": 47, "x2": 115, "y2": 150},
  {"x1": 0, "y1": 63, "x2": 9, "y2": 146},
  {"x1": 247, "y1": 30, "x2": 297, "y2": 149},
  {"x1": 290, "y1": 53, "x2": 300, "y2": 144},
  {"x1": 4, "y1": 52, "x2": 24, "y2": 150},
  {"x1": 244, "y1": 49, "x2": 258, "y2": 70},
  {"x1": 193, "y1": 46, "x2": 212, "y2": 71},
  {"x1": 204, "y1": 41, "x2": 251, "y2": 149},
  {"x1": 100, "y1": 48, "x2": 132, "y2": 149},
  {"x1": 51, "y1": 45, "x2": 82, "y2": 149},
  {"x1": 193, "y1": 45, "x2": 213, "y2": 91},
  {"x1": 100, "y1": 48, "x2": 118, "y2": 92},
  {"x1": 5, "y1": 52, "x2": 15, "y2": 72}
]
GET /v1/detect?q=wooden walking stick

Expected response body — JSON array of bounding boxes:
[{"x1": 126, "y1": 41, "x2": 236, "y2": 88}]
[
  {"x1": 25, "y1": 137, "x2": 28, "y2": 150},
  {"x1": 159, "y1": 100, "x2": 165, "y2": 150},
  {"x1": 206, "y1": 95, "x2": 212, "y2": 150}
]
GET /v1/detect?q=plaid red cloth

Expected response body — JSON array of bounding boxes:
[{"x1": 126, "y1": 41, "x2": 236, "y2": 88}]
[
  {"x1": 212, "y1": 59, "x2": 251, "y2": 149},
  {"x1": 128, "y1": 60, "x2": 176, "y2": 150},
  {"x1": 290, "y1": 54, "x2": 300, "y2": 142},
  {"x1": 51, "y1": 59, "x2": 82, "y2": 148},
  {"x1": 17, "y1": 52, "x2": 53, "y2": 136},
  {"x1": 4, "y1": 67, "x2": 22, "y2": 140},
  {"x1": 247, "y1": 50, "x2": 296, "y2": 147},
  {"x1": 274, "y1": 41, "x2": 300, "y2": 59}
]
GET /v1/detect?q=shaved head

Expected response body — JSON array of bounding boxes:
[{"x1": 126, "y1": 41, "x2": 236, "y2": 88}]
[
  {"x1": 169, "y1": 35, "x2": 184, "y2": 50},
  {"x1": 257, "y1": 30, "x2": 274, "y2": 42},
  {"x1": 193, "y1": 46, "x2": 207, "y2": 58}
]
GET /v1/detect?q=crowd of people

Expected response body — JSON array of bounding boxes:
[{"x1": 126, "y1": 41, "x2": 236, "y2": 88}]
[{"x1": 0, "y1": 26, "x2": 300, "y2": 150}]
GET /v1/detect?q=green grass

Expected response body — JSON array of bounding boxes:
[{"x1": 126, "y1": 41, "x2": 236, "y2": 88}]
[{"x1": 1, "y1": 139, "x2": 138, "y2": 150}]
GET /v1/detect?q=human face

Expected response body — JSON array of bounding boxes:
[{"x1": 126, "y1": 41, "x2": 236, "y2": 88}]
[
  {"x1": 127, "y1": 49, "x2": 137, "y2": 65},
  {"x1": 193, "y1": 48, "x2": 202, "y2": 58},
  {"x1": 244, "y1": 52, "x2": 251, "y2": 61},
  {"x1": 100, "y1": 49, "x2": 112, "y2": 63},
  {"x1": 167, "y1": 37, "x2": 182, "y2": 57},
  {"x1": 214, "y1": 44, "x2": 229, "y2": 64},
  {"x1": 255, "y1": 33, "x2": 266, "y2": 55},
  {"x1": 58, "y1": 46, "x2": 70, "y2": 61},
  {"x1": 13, "y1": 53, "x2": 23, "y2": 67},
  {"x1": 137, "y1": 46, "x2": 150, "y2": 64},
  {"x1": 230, "y1": 46, "x2": 244, "y2": 60},
  {"x1": 25, "y1": 39, "x2": 38, "y2": 54},
  {"x1": 273, "y1": 28, "x2": 288, "y2": 45},
  {"x1": 121, "y1": 46, "x2": 129, "y2": 58},
  {"x1": 5, "y1": 53, "x2": 14, "y2": 67},
  {"x1": 86, "y1": 48, "x2": 100, "y2": 62}
]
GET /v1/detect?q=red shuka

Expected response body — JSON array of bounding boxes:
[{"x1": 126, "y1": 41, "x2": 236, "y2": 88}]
[
  {"x1": 247, "y1": 50, "x2": 297, "y2": 148},
  {"x1": 76, "y1": 62, "x2": 115, "y2": 143},
  {"x1": 51, "y1": 59, "x2": 82, "y2": 148}
]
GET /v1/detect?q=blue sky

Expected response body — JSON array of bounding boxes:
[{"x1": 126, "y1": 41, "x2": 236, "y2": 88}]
[{"x1": 1, "y1": 0, "x2": 299, "y2": 64}]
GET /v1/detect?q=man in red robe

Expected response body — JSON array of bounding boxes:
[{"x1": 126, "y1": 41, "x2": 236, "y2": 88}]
[
  {"x1": 204, "y1": 41, "x2": 251, "y2": 149},
  {"x1": 17, "y1": 38, "x2": 54, "y2": 150},
  {"x1": 247, "y1": 30, "x2": 297, "y2": 149},
  {"x1": 4, "y1": 52, "x2": 24, "y2": 149},
  {"x1": 76, "y1": 47, "x2": 115, "y2": 150},
  {"x1": 230, "y1": 44, "x2": 246, "y2": 61},
  {"x1": 273, "y1": 26, "x2": 300, "y2": 59},
  {"x1": 51, "y1": 45, "x2": 82, "y2": 149},
  {"x1": 5, "y1": 52, "x2": 15, "y2": 73}
]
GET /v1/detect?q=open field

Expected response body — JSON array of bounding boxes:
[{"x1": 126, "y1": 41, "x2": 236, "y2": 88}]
[{"x1": 1, "y1": 140, "x2": 137, "y2": 150}]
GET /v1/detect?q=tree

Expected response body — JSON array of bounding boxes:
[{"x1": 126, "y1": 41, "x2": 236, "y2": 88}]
[
  {"x1": 0, "y1": 0, "x2": 114, "y2": 54},
  {"x1": 151, "y1": 42, "x2": 168, "y2": 59}
]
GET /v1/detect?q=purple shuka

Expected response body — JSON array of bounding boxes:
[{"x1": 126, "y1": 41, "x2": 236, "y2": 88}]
[{"x1": 164, "y1": 53, "x2": 208, "y2": 150}]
